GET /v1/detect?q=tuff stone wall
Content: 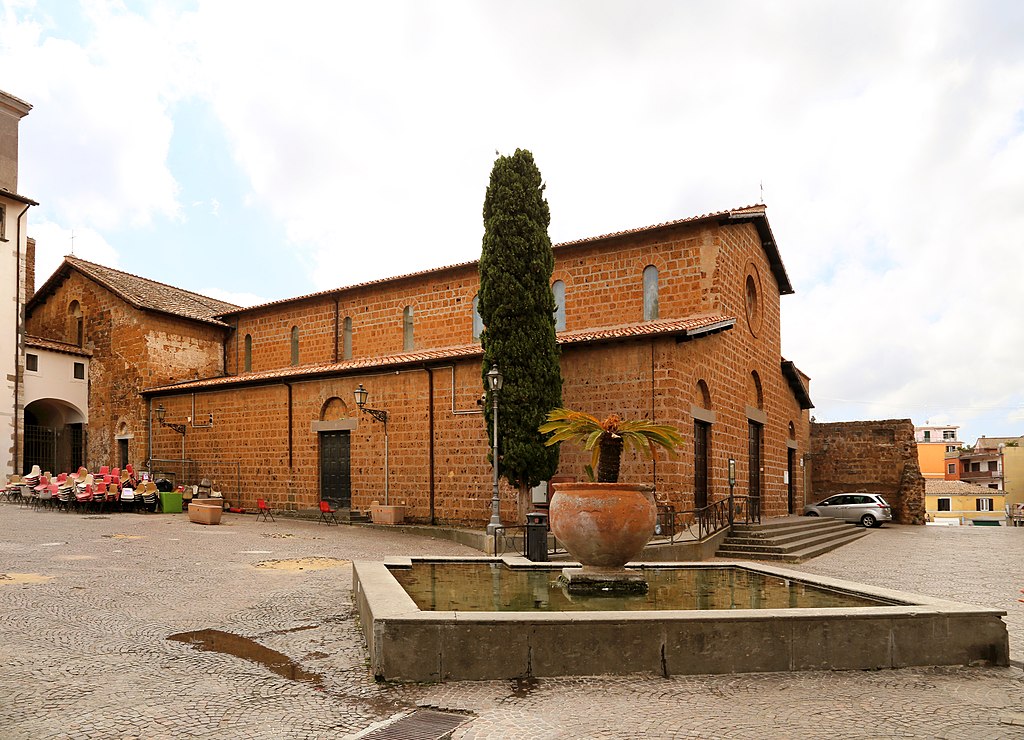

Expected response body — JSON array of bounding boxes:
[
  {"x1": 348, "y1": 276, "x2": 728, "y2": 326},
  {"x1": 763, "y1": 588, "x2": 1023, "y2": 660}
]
[
  {"x1": 809, "y1": 419, "x2": 925, "y2": 524},
  {"x1": 25, "y1": 214, "x2": 814, "y2": 526},
  {"x1": 26, "y1": 271, "x2": 227, "y2": 469},
  {"x1": 148, "y1": 219, "x2": 811, "y2": 523}
]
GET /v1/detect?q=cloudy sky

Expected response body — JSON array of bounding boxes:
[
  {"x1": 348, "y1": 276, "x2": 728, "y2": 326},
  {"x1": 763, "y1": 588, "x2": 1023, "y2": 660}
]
[{"x1": 2, "y1": 0, "x2": 1023, "y2": 445}]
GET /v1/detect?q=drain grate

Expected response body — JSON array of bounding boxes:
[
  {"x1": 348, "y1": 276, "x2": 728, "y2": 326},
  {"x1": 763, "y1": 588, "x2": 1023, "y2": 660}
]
[{"x1": 360, "y1": 709, "x2": 469, "y2": 740}]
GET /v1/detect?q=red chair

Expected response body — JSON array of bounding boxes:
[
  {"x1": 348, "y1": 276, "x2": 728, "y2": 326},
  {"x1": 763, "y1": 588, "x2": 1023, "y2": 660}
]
[
  {"x1": 318, "y1": 500, "x2": 338, "y2": 525},
  {"x1": 256, "y1": 499, "x2": 274, "y2": 522},
  {"x1": 99, "y1": 465, "x2": 109, "y2": 476}
]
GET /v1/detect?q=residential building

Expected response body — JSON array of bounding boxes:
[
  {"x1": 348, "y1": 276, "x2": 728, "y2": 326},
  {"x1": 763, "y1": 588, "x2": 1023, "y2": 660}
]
[
  {"x1": 1, "y1": 89, "x2": 38, "y2": 479},
  {"x1": 925, "y1": 479, "x2": 1007, "y2": 525},
  {"x1": 914, "y1": 423, "x2": 960, "y2": 480}
]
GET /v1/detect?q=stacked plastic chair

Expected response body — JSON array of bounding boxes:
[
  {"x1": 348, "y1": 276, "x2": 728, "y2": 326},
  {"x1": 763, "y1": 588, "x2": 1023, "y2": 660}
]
[{"x1": 21, "y1": 465, "x2": 41, "y2": 507}]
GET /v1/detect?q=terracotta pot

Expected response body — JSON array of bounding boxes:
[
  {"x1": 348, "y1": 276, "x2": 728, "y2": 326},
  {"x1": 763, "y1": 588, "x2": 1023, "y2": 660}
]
[{"x1": 549, "y1": 483, "x2": 656, "y2": 569}]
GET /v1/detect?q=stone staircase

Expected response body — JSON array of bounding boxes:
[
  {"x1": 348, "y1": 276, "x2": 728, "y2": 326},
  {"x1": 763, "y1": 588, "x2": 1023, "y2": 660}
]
[{"x1": 715, "y1": 516, "x2": 870, "y2": 563}]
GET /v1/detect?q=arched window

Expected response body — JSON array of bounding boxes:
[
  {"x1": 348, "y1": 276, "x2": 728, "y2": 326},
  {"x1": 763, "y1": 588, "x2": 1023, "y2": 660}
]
[
  {"x1": 244, "y1": 334, "x2": 252, "y2": 373},
  {"x1": 402, "y1": 306, "x2": 414, "y2": 351},
  {"x1": 343, "y1": 317, "x2": 353, "y2": 360},
  {"x1": 290, "y1": 326, "x2": 300, "y2": 366},
  {"x1": 472, "y1": 294, "x2": 483, "y2": 341},
  {"x1": 643, "y1": 265, "x2": 659, "y2": 321},
  {"x1": 552, "y1": 280, "x2": 566, "y2": 332},
  {"x1": 68, "y1": 300, "x2": 84, "y2": 347}
]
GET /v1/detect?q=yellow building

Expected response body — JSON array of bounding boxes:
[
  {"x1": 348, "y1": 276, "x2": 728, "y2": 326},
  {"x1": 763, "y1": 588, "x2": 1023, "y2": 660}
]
[{"x1": 925, "y1": 479, "x2": 1007, "y2": 525}]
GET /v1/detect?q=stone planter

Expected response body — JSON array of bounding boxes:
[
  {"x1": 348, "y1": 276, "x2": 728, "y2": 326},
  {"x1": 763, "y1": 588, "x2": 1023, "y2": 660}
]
[
  {"x1": 188, "y1": 499, "x2": 223, "y2": 525},
  {"x1": 371, "y1": 505, "x2": 405, "y2": 525},
  {"x1": 549, "y1": 482, "x2": 656, "y2": 569}
]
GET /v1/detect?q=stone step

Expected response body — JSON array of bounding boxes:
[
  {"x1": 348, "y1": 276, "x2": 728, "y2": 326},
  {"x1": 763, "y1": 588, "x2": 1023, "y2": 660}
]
[
  {"x1": 718, "y1": 526, "x2": 859, "y2": 555},
  {"x1": 730, "y1": 517, "x2": 849, "y2": 538},
  {"x1": 724, "y1": 521, "x2": 853, "y2": 548},
  {"x1": 716, "y1": 527, "x2": 870, "y2": 563}
]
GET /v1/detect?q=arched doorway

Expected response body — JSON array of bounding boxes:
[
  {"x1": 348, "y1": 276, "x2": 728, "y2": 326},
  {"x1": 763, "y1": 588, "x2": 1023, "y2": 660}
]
[{"x1": 24, "y1": 399, "x2": 86, "y2": 474}]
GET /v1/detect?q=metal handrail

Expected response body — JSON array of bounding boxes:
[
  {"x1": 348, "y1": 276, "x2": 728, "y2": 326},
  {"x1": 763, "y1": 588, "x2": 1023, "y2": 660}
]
[{"x1": 663, "y1": 494, "x2": 762, "y2": 544}]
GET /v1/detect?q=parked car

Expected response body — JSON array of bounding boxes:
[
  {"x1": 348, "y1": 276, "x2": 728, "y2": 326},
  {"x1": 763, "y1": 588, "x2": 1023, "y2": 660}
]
[{"x1": 804, "y1": 493, "x2": 892, "y2": 528}]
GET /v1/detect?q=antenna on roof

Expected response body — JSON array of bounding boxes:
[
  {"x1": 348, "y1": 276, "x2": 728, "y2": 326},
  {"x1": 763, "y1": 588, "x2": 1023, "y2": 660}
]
[
  {"x1": 759, "y1": 180, "x2": 764, "y2": 204},
  {"x1": 70, "y1": 229, "x2": 75, "y2": 256}
]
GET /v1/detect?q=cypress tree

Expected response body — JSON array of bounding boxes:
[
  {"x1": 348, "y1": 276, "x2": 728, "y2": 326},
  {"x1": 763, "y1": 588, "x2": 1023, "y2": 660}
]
[{"x1": 478, "y1": 149, "x2": 563, "y2": 522}]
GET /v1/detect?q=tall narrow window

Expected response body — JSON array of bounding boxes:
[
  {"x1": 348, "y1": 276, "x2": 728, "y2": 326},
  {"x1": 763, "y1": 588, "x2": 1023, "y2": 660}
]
[
  {"x1": 290, "y1": 326, "x2": 300, "y2": 366},
  {"x1": 69, "y1": 300, "x2": 84, "y2": 347},
  {"x1": 643, "y1": 265, "x2": 659, "y2": 321},
  {"x1": 343, "y1": 317, "x2": 353, "y2": 360},
  {"x1": 244, "y1": 334, "x2": 252, "y2": 372},
  {"x1": 472, "y1": 294, "x2": 483, "y2": 341},
  {"x1": 0, "y1": 203, "x2": 6, "y2": 240},
  {"x1": 552, "y1": 280, "x2": 566, "y2": 331},
  {"x1": 403, "y1": 306, "x2": 414, "y2": 351}
]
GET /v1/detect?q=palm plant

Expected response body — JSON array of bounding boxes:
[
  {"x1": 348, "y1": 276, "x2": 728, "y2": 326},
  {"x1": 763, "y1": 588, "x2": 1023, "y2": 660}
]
[{"x1": 539, "y1": 408, "x2": 685, "y2": 483}]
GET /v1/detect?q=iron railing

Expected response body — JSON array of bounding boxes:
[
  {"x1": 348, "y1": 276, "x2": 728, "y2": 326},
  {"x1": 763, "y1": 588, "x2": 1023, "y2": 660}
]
[{"x1": 664, "y1": 494, "x2": 762, "y2": 544}]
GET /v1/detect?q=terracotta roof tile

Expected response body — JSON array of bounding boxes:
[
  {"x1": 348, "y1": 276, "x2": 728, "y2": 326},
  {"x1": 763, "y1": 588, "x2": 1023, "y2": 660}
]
[
  {"x1": 30, "y1": 257, "x2": 239, "y2": 326},
  {"x1": 216, "y1": 204, "x2": 789, "y2": 317},
  {"x1": 143, "y1": 314, "x2": 734, "y2": 394},
  {"x1": 925, "y1": 479, "x2": 1002, "y2": 495},
  {"x1": 24, "y1": 334, "x2": 92, "y2": 357}
]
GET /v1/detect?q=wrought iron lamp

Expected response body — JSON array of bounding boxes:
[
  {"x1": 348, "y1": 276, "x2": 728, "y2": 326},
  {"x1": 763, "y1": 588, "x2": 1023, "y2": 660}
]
[
  {"x1": 354, "y1": 383, "x2": 390, "y2": 505},
  {"x1": 485, "y1": 364, "x2": 503, "y2": 536}
]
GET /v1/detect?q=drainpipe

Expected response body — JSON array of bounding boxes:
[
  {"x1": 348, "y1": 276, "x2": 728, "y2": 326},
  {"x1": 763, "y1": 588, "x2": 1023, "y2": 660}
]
[
  {"x1": 426, "y1": 366, "x2": 436, "y2": 524},
  {"x1": 650, "y1": 340, "x2": 657, "y2": 487},
  {"x1": 286, "y1": 382, "x2": 293, "y2": 468},
  {"x1": 11, "y1": 203, "x2": 30, "y2": 473}
]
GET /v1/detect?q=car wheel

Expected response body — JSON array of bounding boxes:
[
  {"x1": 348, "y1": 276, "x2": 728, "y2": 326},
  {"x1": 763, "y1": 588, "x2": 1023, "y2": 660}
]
[
  {"x1": 805, "y1": 511, "x2": 819, "y2": 517},
  {"x1": 860, "y1": 514, "x2": 877, "y2": 528}
]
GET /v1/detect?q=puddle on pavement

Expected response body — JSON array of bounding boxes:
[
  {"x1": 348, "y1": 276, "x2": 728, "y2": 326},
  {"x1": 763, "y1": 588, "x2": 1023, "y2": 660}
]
[
  {"x1": 261, "y1": 532, "x2": 295, "y2": 539},
  {"x1": 56, "y1": 555, "x2": 97, "y2": 561},
  {"x1": 39, "y1": 542, "x2": 66, "y2": 547},
  {"x1": 102, "y1": 534, "x2": 144, "y2": 540},
  {"x1": 168, "y1": 629, "x2": 324, "y2": 689},
  {"x1": 83, "y1": 516, "x2": 110, "y2": 520},
  {"x1": 254, "y1": 557, "x2": 350, "y2": 572},
  {"x1": 0, "y1": 573, "x2": 55, "y2": 586}
]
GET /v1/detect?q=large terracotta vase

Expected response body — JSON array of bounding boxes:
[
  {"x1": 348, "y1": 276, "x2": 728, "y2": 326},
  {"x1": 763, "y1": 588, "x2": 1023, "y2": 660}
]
[{"x1": 549, "y1": 483, "x2": 656, "y2": 569}]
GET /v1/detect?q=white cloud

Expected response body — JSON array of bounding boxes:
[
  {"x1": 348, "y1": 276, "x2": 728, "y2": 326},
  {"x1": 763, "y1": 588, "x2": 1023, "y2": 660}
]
[
  {"x1": 29, "y1": 220, "x2": 118, "y2": 291},
  {"x1": 5, "y1": 0, "x2": 1024, "y2": 445}
]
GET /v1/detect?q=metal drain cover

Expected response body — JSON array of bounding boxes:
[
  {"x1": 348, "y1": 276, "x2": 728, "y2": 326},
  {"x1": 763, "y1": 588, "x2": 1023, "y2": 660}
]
[{"x1": 360, "y1": 709, "x2": 469, "y2": 740}]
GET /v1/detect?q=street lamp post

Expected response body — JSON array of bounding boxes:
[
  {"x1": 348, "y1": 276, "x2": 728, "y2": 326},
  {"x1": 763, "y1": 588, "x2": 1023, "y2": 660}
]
[
  {"x1": 354, "y1": 383, "x2": 390, "y2": 506},
  {"x1": 485, "y1": 364, "x2": 503, "y2": 537}
]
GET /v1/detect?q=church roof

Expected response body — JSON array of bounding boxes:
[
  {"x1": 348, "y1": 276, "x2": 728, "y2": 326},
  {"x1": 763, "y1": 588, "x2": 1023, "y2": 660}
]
[
  {"x1": 28, "y1": 256, "x2": 239, "y2": 327},
  {"x1": 143, "y1": 314, "x2": 735, "y2": 394},
  {"x1": 215, "y1": 204, "x2": 792, "y2": 318}
]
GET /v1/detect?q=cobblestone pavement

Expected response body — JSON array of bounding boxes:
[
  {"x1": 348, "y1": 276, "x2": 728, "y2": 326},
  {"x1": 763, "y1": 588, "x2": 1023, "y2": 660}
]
[{"x1": 1, "y1": 506, "x2": 1022, "y2": 739}]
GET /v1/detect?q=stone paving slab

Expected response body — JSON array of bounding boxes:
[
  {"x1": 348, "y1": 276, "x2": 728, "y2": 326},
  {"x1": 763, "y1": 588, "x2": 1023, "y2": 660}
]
[{"x1": 1, "y1": 506, "x2": 1021, "y2": 739}]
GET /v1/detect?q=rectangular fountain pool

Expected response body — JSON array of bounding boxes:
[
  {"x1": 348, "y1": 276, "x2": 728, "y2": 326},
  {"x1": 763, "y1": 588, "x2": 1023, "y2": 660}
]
[
  {"x1": 353, "y1": 558, "x2": 1009, "y2": 682},
  {"x1": 389, "y1": 562, "x2": 905, "y2": 612}
]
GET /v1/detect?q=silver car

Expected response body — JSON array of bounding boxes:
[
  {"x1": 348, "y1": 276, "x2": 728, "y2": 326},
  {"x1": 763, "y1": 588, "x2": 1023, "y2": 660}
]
[{"x1": 804, "y1": 493, "x2": 893, "y2": 528}]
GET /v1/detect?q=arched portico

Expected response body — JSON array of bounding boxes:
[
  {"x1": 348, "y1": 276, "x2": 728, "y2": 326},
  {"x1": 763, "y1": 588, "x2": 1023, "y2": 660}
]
[{"x1": 23, "y1": 398, "x2": 86, "y2": 474}]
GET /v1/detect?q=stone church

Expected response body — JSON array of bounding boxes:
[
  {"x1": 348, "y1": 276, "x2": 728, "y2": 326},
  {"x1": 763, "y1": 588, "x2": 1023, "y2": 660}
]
[{"x1": 7, "y1": 88, "x2": 814, "y2": 527}]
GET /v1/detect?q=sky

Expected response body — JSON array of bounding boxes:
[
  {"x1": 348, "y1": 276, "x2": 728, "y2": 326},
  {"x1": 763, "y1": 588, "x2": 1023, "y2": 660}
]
[{"x1": 2, "y1": 0, "x2": 1023, "y2": 446}]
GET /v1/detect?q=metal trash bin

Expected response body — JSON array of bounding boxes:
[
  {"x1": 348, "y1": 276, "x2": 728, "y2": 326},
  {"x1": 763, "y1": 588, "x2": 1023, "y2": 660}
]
[{"x1": 525, "y1": 511, "x2": 548, "y2": 562}]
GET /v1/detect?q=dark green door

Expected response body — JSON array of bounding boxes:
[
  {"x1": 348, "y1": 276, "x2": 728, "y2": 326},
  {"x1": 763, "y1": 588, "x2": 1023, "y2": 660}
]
[{"x1": 319, "y1": 431, "x2": 351, "y2": 508}]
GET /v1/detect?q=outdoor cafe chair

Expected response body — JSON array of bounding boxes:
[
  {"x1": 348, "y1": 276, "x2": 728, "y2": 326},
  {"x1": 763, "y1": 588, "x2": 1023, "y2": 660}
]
[
  {"x1": 36, "y1": 482, "x2": 54, "y2": 510},
  {"x1": 75, "y1": 484, "x2": 93, "y2": 510},
  {"x1": 92, "y1": 483, "x2": 108, "y2": 513},
  {"x1": 256, "y1": 498, "x2": 274, "y2": 522},
  {"x1": 2, "y1": 475, "x2": 21, "y2": 502},
  {"x1": 318, "y1": 500, "x2": 338, "y2": 526},
  {"x1": 141, "y1": 482, "x2": 158, "y2": 513},
  {"x1": 56, "y1": 482, "x2": 74, "y2": 512}
]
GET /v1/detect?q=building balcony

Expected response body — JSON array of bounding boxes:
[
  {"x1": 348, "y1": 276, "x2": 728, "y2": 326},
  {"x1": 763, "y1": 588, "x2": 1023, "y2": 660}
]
[{"x1": 960, "y1": 469, "x2": 1002, "y2": 481}]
